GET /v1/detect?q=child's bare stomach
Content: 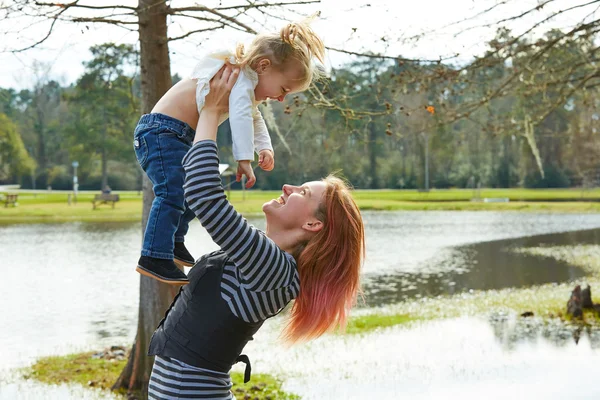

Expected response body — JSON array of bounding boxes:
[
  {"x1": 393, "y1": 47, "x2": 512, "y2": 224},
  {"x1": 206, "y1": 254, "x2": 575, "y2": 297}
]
[{"x1": 151, "y1": 78, "x2": 199, "y2": 129}]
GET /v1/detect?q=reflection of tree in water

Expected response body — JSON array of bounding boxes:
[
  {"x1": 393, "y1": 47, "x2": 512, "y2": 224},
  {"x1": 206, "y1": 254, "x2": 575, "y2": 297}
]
[
  {"x1": 91, "y1": 312, "x2": 136, "y2": 341},
  {"x1": 488, "y1": 313, "x2": 600, "y2": 350},
  {"x1": 79, "y1": 221, "x2": 138, "y2": 233}
]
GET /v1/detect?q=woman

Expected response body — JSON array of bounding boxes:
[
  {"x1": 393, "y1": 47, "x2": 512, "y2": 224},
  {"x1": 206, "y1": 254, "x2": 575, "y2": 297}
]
[{"x1": 147, "y1": 65, "x2": 365, "y2": 399}]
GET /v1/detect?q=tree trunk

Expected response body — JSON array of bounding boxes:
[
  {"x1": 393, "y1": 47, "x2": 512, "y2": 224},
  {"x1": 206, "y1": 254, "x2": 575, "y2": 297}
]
[
  {"x1": 112, "y1": 0, "x2": 177, "y2": 397},
  {"x1": 101, "y1": 145, "x2": 108, "y2": 190},
  {"x1": 35, "y1": 104, "x2": 47, "y2": 177},
  {"x1": 368, "y1": 121, "x2": 378, "y2": 189},
  {"x1": 101, "y1": 97, "x2": 108, "y2": 191},
  {"x1": 401, "y1": 138, "x2": 406, "y2": 183}
]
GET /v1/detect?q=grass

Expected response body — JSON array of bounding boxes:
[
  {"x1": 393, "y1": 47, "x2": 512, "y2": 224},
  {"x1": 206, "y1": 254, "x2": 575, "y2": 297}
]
[
  {"x1": 2, "y1": 188, "x2": 600, "y2": 225},
  {"x1": 348, "y1": 278, "x2": 600, "y2": 335},
  {"x1": 347, "y1": 244, "x2": 600, "y2": 335},
  {"x1": 351, "y1": 187, "x2": 600, "y2": 202},
  {"x1": 0, "y1": 191, "x2": 144, "y2": 225},
  {"x1": 22, "y1": 351, "x2": 298, "y2": 400},
  {"x1": 22, "y1": 352, "x2": 132, "y2": 397},
  {"x1": 344, "y1": 313, "x2": 421, "y2": 334}
]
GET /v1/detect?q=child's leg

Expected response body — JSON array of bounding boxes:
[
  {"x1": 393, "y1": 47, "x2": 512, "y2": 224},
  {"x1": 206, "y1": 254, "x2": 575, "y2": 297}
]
[
  {"x1": 133, "y1": 114, "x2": 196, "y2": 283},
  {"x1": 174, "y1": 204, "x2": 196, "y2": 244},
  {"x1": 140, "y1": 132, "x2": 191, "y2": 258},
  {"x1": 173, "y1": 204, "x2": 197, "y2": 267}
]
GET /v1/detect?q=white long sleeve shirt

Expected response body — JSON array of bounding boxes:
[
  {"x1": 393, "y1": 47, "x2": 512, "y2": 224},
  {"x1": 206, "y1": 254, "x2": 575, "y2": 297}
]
[{"x1": 190, "y1": 50, "x2": 273, "y2": 161}]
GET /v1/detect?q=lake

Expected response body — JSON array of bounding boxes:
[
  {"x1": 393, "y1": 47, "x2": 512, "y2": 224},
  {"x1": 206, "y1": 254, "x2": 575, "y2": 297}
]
[{"x1": 2, "y1": 211, "x2": 600, "y2": 399}]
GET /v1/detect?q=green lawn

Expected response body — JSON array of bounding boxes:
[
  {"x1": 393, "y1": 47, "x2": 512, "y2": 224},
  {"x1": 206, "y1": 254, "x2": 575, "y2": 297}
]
[
  {"x1": 352, "y1": 187, "x2": 600, "y2": 202},
  {"x1": 22, "y1": 351, "x2": 298, "y2": 400},
  {"x1": 2, "y1": 188, "x2": 600, "y2": 225}
]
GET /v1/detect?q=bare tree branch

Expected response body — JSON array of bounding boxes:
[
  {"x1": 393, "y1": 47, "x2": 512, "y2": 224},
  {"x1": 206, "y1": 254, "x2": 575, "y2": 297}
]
[
  {"x1": 168, "y1": 25, "x2": 225, "y2": 41},
  {"x1": 70, "y1": 16, "x2": 138, "y2": 26},
  {"x1": 213, "y1": 0, "x2": 319, "y2": 11},
  {"x1": 325, "y1": 46, "x2": 459, "y2": 63},
  {"x1": 169, "y1": 6, "x2": 258, "y2": 34},
  {"x1": 491, "y1": 0, "x2": 556, "y2": 27},
  {"x1": 10, "y1": 6, "x2": 68, "y2": 53},
  {"x1": 454, "y1": 0, "x2": 599, "y2": 38},
  {"x1": 534, "y1": 69, "x2": 600, "y2": 124},
  {"x1": 173, "y1": 12, "x2": 252, "y2": 34},
  {"x1": 34, "y1": 1, "x2": 137, "y2": 12}
]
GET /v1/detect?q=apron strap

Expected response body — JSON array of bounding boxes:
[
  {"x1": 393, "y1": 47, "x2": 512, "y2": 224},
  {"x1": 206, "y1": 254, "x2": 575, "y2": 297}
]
[{"x1": 235, "y1": 354, "x2": 251, "y2": 383}]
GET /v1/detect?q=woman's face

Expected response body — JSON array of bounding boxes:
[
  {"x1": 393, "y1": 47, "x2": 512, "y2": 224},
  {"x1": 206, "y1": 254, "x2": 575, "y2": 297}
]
[{"x1": 263, "y1": 181, "x2": 326, "y2": 230}]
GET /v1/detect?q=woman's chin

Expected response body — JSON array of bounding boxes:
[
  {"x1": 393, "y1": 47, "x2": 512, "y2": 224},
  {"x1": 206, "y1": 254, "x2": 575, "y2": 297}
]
[{"x1": 262, "y1": 199, "x2": 282, "y2": 213}]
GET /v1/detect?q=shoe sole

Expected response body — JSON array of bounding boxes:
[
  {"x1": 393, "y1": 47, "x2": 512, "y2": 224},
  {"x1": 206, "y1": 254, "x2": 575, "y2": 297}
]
[
  {"x1": 136, "y1": 265, "x2": 189, "y2": 285},
  {"x1": 174, "y1": 257, "x2": 194, "y2": 268}
]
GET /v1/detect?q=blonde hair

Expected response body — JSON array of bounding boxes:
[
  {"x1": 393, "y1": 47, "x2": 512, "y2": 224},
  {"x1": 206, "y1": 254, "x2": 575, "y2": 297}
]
[{"x1": 235, "y1": 15, "x2": 325, "y2": 91}]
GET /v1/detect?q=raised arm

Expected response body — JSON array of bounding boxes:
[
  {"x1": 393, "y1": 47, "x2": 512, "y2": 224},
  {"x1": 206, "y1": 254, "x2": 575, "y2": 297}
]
[
  {"x1": 228, "y1": 73, "x2": 256, "y2": 162},
  {"x1": 185, "y1": 66, "x2": 297, "y2": 292},
  {"x1": 252, "y1": 108, "x2": 273, "y2": 155}
]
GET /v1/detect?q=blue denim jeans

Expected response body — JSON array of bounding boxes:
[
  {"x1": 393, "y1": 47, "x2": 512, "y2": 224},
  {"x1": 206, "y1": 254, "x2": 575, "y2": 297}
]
[{"x1": 133, "y1": 113, "x2": 197, "y2": 259}]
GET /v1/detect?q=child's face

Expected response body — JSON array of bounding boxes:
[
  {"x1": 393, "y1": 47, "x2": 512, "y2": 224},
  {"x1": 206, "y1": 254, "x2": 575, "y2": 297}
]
[{"x1": 254, "y1": 59, "x2": 304, "y2": 102}]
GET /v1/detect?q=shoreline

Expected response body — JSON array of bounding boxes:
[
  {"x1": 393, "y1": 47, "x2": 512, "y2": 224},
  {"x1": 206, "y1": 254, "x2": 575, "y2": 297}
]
[{"x1": 3, "y1": 200, "x2": 600, "y2": 226}]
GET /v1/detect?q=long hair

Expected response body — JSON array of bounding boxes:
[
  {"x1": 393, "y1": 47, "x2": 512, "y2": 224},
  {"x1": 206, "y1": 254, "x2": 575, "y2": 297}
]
[
  {"x1": 282, "y1": 175, "x2": 365, "y2": 344},
  {"x1": 235, "y1": 14, "x2": 325, "y2": 91}
]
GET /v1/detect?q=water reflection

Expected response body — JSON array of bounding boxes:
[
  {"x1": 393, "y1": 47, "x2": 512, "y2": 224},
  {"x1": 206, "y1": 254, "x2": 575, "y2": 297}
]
[
  {"x1": 364, "y1": 228, "x2": 600, "y2": 307},
  {"x1": 489, "y1": 312, "x2": 600, "y2": 350},
  {"x1": 246, "y1": 316, "x2": 600, "y2": 400}
]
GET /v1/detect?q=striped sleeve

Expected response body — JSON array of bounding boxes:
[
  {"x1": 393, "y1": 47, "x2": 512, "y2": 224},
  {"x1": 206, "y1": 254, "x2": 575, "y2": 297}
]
[
  {"x1": 182, "y1": 140, "x2": 298, "y2": 292},
  {"x1": 221, "y1": 262, "x2": 300, "y2": 322}
]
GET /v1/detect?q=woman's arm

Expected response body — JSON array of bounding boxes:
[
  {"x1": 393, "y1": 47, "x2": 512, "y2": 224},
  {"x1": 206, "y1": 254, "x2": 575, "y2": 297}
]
[
  {"x1": 184, "y1": 66, "x2": 298, "y2": 293},
  {"x1": 193, "y1": 107, "x2": 221, "y2": 144}
]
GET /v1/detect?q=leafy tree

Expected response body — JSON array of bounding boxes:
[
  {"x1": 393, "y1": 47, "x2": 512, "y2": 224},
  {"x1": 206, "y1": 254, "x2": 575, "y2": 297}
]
[
  {"x1": 65, "y1": 43, "x2": 139, "y2": 190},
  {"x1": 0, "y1": 113, "x2": 35, "y2": 183}
]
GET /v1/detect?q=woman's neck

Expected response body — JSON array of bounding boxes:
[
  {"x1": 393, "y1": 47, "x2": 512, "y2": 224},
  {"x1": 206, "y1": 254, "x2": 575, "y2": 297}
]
[{"x1": 266, "y1": 226, "x2": 304, "y2": 255}]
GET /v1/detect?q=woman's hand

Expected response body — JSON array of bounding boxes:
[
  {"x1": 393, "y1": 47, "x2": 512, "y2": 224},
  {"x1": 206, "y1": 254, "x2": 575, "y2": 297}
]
[
  {"x1": 194, "y1": 64, "x2": 240, "y2": 144},
  {"x1": 203, "y1": 64, "x2": 240, "y2": 113}
]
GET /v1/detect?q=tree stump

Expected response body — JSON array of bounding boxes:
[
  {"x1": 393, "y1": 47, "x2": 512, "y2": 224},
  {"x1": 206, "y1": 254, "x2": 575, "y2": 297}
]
[
  {"x1": 582, "y1": 285, "x2": 594, "y2": 309},
  {"x1": 567, "y1": 284, "x2": 600, "y2": 319},
  {"x1": 566, "y1": 285, "x2": 583, "y2": 318}
]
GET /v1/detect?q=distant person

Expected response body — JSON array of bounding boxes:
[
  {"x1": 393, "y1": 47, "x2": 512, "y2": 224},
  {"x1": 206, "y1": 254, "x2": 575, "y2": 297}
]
[
  {"x1": 102, "y1": 185, "x2": 112, "y2": 194},
  {"x1": 133, "y1": 16, "x2": 325, "y2": 284}
]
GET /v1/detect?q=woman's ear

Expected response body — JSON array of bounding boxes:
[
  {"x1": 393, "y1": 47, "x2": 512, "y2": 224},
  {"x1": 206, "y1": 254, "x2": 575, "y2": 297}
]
[
  {"x1": 257, "y1": 58, "x2": 272, "y2": 73},
  {"x1": 302, "y1": 220, "x2": 323, "y2": 233}
]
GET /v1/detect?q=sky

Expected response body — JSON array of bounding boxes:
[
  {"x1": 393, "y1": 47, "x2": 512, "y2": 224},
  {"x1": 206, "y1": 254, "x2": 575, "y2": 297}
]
[{"x1": 0, "y1": 0, "x2": 596, "y2": 90}]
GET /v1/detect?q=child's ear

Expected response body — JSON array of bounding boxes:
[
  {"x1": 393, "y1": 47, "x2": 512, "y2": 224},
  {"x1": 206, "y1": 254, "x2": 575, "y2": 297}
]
[{"x1": 257, "y1": 58, "x2": 271, "y2": 73}]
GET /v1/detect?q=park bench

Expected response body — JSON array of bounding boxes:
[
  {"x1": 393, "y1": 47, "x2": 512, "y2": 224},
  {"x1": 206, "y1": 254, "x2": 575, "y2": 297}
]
[
  {"x1": 3, "y1": 194, "x2": 18, "y2": 207},
  {"x1": 92, "y1": 193, "x2": 120, "y2": 209}
]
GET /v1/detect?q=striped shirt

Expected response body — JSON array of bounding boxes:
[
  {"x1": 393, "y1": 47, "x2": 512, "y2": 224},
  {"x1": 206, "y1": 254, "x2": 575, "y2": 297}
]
[{"x1": 148, "y1": 140, "x2": 300, "y2": 400}]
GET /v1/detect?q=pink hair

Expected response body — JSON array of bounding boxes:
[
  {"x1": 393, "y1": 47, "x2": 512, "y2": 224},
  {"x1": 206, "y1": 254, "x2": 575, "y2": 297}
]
[{"x1": 283, "y1": 175, "x2": 365, "y2": 343}]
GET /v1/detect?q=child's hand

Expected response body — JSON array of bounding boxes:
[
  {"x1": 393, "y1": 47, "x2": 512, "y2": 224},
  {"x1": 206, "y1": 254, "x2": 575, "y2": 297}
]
[
  {"x1": 236, "y1": 160, "x2": 256, "y2": 189},
  {"x1": 258, "y1": 149, "x2": 275, "y2": 171}
]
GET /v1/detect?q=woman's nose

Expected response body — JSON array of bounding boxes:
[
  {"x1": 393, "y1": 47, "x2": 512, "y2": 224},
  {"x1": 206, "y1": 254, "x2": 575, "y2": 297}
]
[{"x1": 282, "y1": 184, "x2": 298, "y2": 195}]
